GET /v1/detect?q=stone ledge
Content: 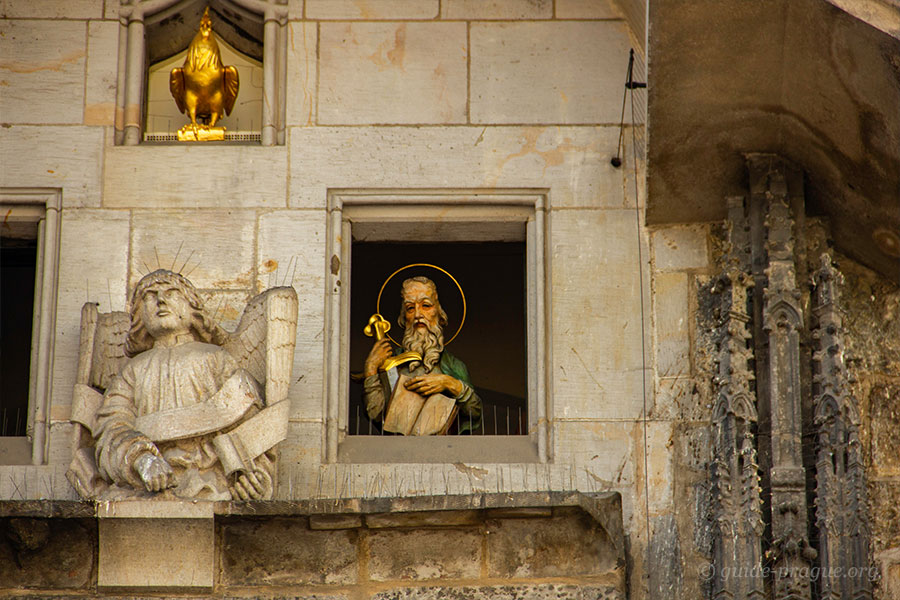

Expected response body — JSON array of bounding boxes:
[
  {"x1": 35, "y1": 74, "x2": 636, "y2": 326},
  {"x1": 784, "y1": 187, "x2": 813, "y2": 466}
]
[{"x1": 0, "y1": 492, "x2": 624, "y2": 562}]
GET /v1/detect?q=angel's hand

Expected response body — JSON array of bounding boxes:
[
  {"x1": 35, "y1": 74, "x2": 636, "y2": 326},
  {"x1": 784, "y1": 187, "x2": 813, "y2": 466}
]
[
  {"x1": 134, "y1": 452, "x2": 175, "y2": 492},
  {"x1": 231, "y1": 467, "x2": 273, "y2": 501}
]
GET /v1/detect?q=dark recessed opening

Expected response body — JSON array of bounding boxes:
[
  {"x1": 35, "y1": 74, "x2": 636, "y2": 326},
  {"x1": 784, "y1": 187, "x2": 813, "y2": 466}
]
[
  {"x1": 1, "y1": 237, "x2": 37, "y2": 436},
  {"x1": 349, "y1": 241, "x2": 527, "y2": 436}
]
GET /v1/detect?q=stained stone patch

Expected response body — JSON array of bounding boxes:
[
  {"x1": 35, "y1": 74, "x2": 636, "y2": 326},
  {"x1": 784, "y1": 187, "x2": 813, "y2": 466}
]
[
  {"x1": 367, "y1": 527, "x2": 482, "y2": 581},
  {"x1": 0, "y1": 518, "x2": 93, "y2": 589},
  {"x1": 222, "y1": 518, "x2": 358, "y2": 586},
  {"x1": 470, "y1": 21, "x2": 631, "y2": 124},
  {"x1": 318, "y1": 23, "x2": 467, "y2": 125},
  {"x1": 868, "y1": 481, "x2": 900, "y2": 554},
  {"x1": 486, "y1": 507, "x2": 617, "y2": 578},
  {"x1": 867, "y1": 383, "x2": 900, "y2": 478}
]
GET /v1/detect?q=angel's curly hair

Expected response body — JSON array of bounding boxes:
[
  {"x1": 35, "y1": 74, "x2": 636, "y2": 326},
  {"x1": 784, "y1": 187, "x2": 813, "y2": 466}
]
[{"x1": 125, "y1": 269, "x2": 226, "y2": 357}]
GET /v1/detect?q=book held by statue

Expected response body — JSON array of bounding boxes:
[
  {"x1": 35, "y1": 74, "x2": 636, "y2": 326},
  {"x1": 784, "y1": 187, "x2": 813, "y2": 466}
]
[{"x1": 382, "y1": 374, "x2": 457, "y2": 435}]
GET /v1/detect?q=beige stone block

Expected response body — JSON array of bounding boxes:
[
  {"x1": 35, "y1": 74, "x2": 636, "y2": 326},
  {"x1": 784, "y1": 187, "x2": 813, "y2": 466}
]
[
  {"x1": 277, "y1": 421, "x2": 324, "y2": 497},
  {"x1": 368, "y1": 527, "x2": 482, "y2": 581},
  {"x1": 651, "y1": 225, "x2": 709, "y2": 271},
  {"x1": 443, "y1": 0, "x2": 552, "y2": 19},
  {"x1": 556, "y1": 0, "x2": 623, "y2": 18},
  {"x1": 198, "y1": 290, "x2": 251, "y2": 332},
  {"x1": 306, "y1": 0, "x2": 439, "y2": 19},
  {"x1": 470, "y1": 21, "x2": 631, "y2": 124},
  {"x1": 650, "y1": 376, "x2": 698, "y2": 421},
  {"x1": 289, "y1": 126, "x2": 624, "y2": 208},
  {"x1": 554, "y1": 421, "x2": 634, "y2": 487},
  {"x1": 0, "y1": 464, "x2": 78, "y2": 500},
  {"x1": 257, "y1": 210, "x2": 326, "y2": 421},
  {"x1": 653, "y1": 271, "x2": 689, "y2": 378},
  {"x1": 318, "y1": 22, "x2": 467, "y2": 125},
  {"x1": 0, "y1": 20, "x2": 86, "y2": 124},
  {"x1": 286, "y1": 21, "x2": 317, "y2": 127},
  {"x1": 129, "y1": 210, "x2": 256, "y2": 291},
  {"x1": 51, "y1": 209, "x2": 131, "y2": 415},
  {"x1": 102, "y1": 146, "x2": 287, "y2": 208},
  {"x1": 98, "y1": 517, "x2": 214, "y2": 590},
  {"x1": 643, "y1": 421, "x2": 673, "y2": 515},
  {"x1": 96, "y1": 500, "x2": 214, "y2": 519},
  {"x1": 84, "y1": 21, "x2": 119, "y2": 126},
  {"x1": 46, "y1": 422, "x2": 75, "y2": 466},
  {"x1": 0, "y1": 126, "x2": 104, "y2": 207},
  {"x1": 550, "y1": 209, "x2": 651, "y2": 419},
  {"x1": 1, "y1": 0, "x2": 102, "y2": 18}
]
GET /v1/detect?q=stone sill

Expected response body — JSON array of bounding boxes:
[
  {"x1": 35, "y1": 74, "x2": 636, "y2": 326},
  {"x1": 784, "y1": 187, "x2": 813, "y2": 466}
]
[{"x1": 338, "y1": 435, "x2": 540, "y2": 463}]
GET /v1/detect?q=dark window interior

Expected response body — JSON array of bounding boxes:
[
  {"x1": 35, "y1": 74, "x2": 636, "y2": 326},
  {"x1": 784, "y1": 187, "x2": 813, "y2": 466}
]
[
  {"x1": 349, "y1": 241, "x2": 527, "y2": 435},
  {"x1": 1, "y1": 236, "x2": 37, "y2": 436}
]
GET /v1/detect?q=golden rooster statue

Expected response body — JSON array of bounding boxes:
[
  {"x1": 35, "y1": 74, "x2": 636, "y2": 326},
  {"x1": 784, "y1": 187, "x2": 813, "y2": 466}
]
[{"x1": 169, "y1": 7, "x2": 239, "y2": 141}]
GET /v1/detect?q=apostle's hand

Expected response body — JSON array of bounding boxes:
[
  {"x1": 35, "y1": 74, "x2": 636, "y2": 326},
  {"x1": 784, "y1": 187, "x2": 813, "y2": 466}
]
[
  {"x1": 364, "y1": 338, "x2": 393, "y2": 377},
  {"x1": 135, "y1": 452, "x2": 175, "y2": 492},
  {"x1": 231, "y1": 467, "x2": 273, "y2": 501},
  {"x1": 405, "y1": 374, "x2": 463, "y2": 398}
]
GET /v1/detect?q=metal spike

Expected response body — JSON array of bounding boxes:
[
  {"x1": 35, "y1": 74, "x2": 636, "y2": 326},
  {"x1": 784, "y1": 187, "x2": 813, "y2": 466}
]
[
  {"x1": 179, "y1": 249, "x2": 195, "y2": 274},
  {"x1": 171, "y1": 240, "x2": 184, "y2": 271},
  {"x1": 184, "y1": 260, "x2": 201, "y2": 278}
]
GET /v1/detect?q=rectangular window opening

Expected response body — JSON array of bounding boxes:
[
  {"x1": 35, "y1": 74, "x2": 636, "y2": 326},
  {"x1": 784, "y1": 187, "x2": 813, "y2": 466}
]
[
  {"x1": 348, "y1": 241, "x2": 528, "y2": 437},
  {"x1": 325, "y1": 190, "x2": 550, "y2": 464},
  {"x1": 1, "y1": 235, "x2": 37, "y2": 437},
  {"x1": 0, "y1": 191, "x2": 61, "y2": 465}
]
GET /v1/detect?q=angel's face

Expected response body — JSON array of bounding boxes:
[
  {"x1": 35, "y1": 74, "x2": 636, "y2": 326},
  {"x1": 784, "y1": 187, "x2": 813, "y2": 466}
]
[{"x1": 139, "y1": 282, "x2": 193, "y2": 341}]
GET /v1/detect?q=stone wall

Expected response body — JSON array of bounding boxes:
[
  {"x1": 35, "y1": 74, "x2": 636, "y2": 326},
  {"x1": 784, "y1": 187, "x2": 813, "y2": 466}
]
[
  {"x1": 839, "y1": 257, "x2": 900, "y2": 599},
  {"x1": 0, "y1": 493, "x2": 624, "y2": 598},
  {"x1": 1, "y1": 0, "x2": 651, "y2": 596},
  {"x1": 673, "y1": 213, "x2": 900, "y2": 599},
  {"x1": 648, "y1": 224, "x2": 714, "y2": 600}
]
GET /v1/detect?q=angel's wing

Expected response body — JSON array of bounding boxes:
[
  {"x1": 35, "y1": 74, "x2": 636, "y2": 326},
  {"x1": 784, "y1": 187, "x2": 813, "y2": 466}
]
[
  {"x1": 223, "y1": 65, "x2": 239, "y2": 116},
  {"x1": 76, "y1": 303, "x2": 129, "y2": 391},
  {"x1": 223, "y1": 287, "x2": 298, "y2": 405},
  {"x1": 169, "y1": 68, "x2": 186, "y2": 114}
]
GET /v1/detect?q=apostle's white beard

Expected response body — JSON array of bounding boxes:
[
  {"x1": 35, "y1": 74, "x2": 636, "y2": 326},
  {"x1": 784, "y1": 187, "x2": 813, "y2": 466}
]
[{"x1": 402, "y1": 321, "x2": 444, "y2": 372}]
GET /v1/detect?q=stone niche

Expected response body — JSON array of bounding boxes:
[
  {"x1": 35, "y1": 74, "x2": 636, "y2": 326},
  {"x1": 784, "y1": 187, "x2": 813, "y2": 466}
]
[{"x1": 0, "y1": 492, "x2": 624, "y2": 599}]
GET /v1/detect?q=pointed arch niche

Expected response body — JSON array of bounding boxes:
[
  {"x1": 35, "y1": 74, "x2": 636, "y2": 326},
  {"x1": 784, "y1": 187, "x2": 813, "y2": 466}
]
[{"x1": 116, "y1": 0, "x2": 287, "y2": 146}]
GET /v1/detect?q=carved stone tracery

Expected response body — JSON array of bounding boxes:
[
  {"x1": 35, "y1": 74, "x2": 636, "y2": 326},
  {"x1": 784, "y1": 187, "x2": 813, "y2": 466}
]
[
  {"x1": 755, "y1": 163, "x2": 816, "y2": 600},
  {"x1": 709, "y1": 196, "x2": 766, "y2": 600},
  {"x1": 812, "y1": 255, "x2": 873, "y2": 600},
  {"x1": 707, "y1": 155, "x2": 873, "y2": 600}
]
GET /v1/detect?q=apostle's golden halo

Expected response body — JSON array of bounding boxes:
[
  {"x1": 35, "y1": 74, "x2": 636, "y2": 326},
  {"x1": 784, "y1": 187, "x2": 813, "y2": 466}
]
[{"x1": 376, "y1": 263, "x2": 466, "y2": 346}]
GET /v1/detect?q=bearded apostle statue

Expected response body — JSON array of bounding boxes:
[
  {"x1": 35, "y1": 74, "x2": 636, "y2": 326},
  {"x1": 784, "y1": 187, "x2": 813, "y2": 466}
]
[{"x1": 363, "y1": 275, "x2": 482, "y2": 435}]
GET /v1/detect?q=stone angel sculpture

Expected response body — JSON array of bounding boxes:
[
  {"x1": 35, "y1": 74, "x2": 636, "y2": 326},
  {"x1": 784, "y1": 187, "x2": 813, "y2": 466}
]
[{"x1": 67, "y1": 270, "x2": 297, "y2": 501}]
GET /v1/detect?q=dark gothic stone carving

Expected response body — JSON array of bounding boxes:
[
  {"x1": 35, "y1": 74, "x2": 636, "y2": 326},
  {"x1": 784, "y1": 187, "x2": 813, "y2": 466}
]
[
  {"x1": 812, "y1": 254, "x2": 873, "y2": 600},
  {"x1": 755, "y1": 160, "x2": 816, "y2": 600},
  {"x1": 708, "y1": 196, "x2": 765, "y2": 600},
  {"x1": 706, "y1": 155, "x2": 877, "y2": 600}
]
